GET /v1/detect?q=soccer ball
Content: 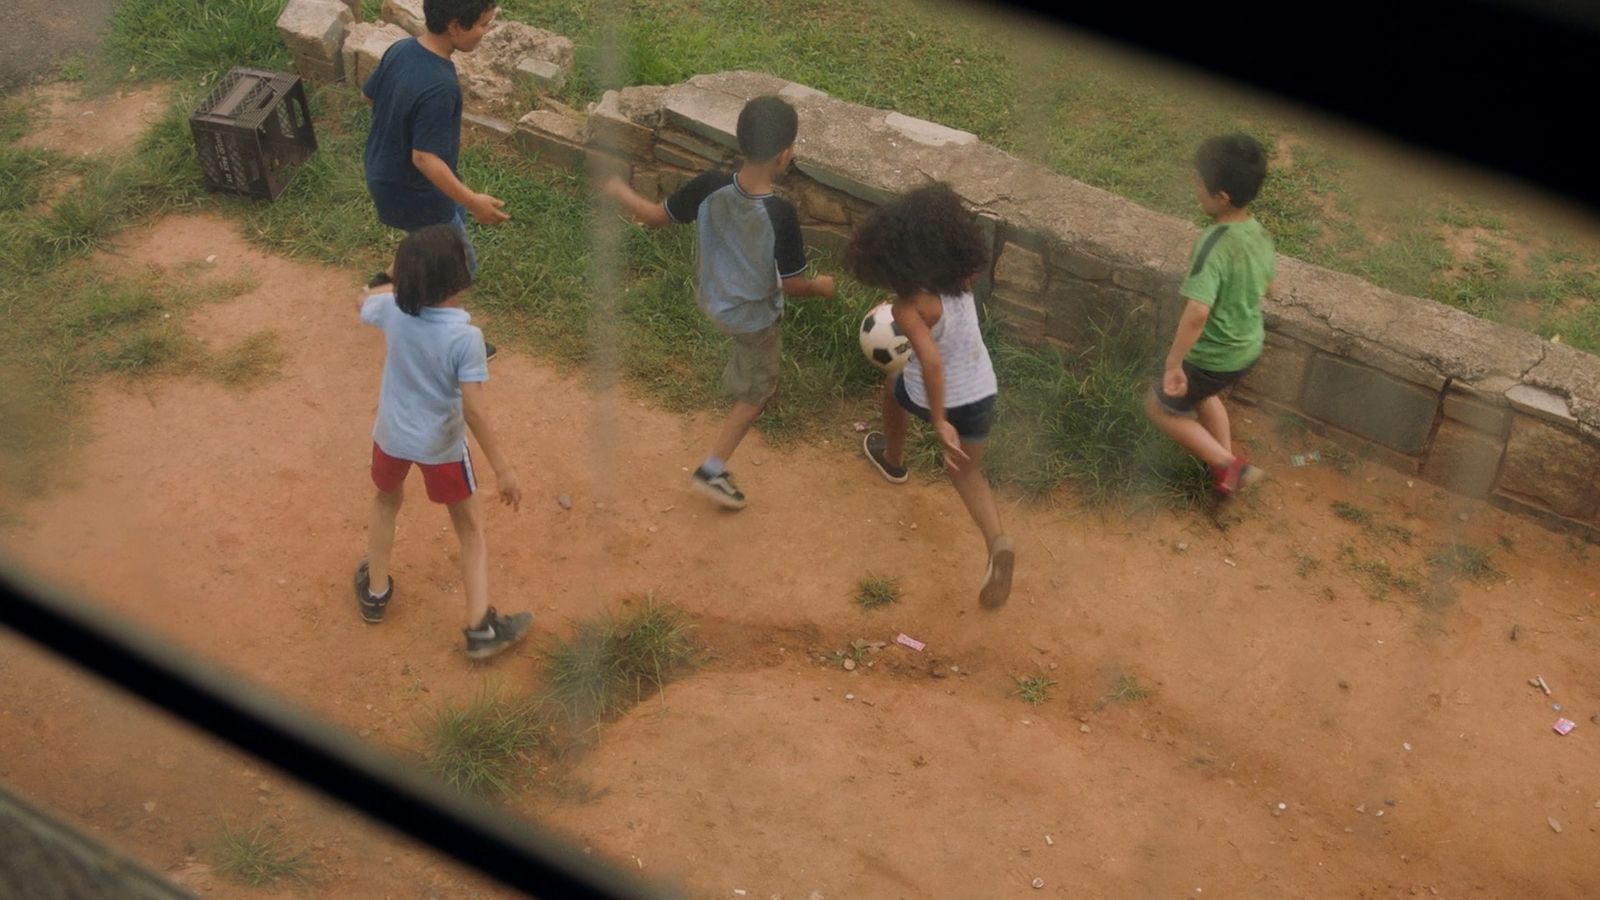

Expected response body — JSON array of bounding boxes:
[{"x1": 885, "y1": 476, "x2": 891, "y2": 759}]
[{"x1": 859, "y1": 302, "x2": 912, "y2": 374}]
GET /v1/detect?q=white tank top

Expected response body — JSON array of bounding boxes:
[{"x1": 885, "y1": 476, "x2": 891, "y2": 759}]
[{"x1": 903, "y1": 291, "x2": 998, "y2": 409}]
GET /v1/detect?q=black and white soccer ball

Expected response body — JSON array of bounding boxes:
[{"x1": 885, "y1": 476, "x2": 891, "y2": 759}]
[{"x1": 859, "y1": 302, "x2": 912, "y2": 374}]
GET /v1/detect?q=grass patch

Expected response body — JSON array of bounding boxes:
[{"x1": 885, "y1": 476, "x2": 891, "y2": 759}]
[
  {"x1": 1294, "y1": 553, "x2": 1320, "y2": 578},
  {"x1": 854, "y1": 574, "x2": 901, "y2": 609},
  {"x1": 539, "y1": 601, "x2": 696, "y2": 724},
  {"x1": 977, "y1": 323, "x2": 1212, "y2": 507},
  {"x1": 207, "y1": 329, "x2": 285, "y2": 387},
  {"x1": 1331, "y1": 501, "x2": 1371, "y2": 525},
  {"x1": 1012, "y1": 673, "x2": 1056, "y2": 705},
  {"x1": 1336, "y1": 542, "x2": 1423, "y2": 601},
  {"x1": 106, "y1": 0, "x2": 287, "y2": 80},
  {"x1": 1429, "y1": 542, "x2": 1499, "y2": 583},
  {"x1": 1095, "y1": 673, "x2": 1152, "y2": 709},
  {"x1": 212, "y1": 822, "x2": 308, "y2": 887},
  {"x1": 421, "y1": 688, "x2": 550, "y2": 796}
]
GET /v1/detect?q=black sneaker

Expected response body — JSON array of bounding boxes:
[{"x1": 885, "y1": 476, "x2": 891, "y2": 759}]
[
  {"x1": 863, "y1": 431, "x2": 908, "y2": 484},
  {"x1": 691, "y1": 466, "x2": 747, "y2": 510},
  {"x1": 366, "y1": 271, "x2": 393, "y2": 288},
  {"x1": 463, "y1": 607, "x2": 533, "y2": 660},
  {"x1": 978, "y1": 536, "x2": 1015, "y2": 609},
  {"x1": 484, "y1": 341, "x2": 497, "y2": 362},
  {"x1": 353, "y1": 559, "x2": 392, "y2": 624}
]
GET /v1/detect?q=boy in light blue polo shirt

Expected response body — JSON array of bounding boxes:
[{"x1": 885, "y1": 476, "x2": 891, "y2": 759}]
[{"x1": 354, "y1": 224, "x2": 530, "y2": 660}]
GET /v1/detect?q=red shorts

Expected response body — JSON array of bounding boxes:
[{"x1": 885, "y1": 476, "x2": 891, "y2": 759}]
[{"x1": 370, "y1": 442, "x2": 476, "y2": 504}]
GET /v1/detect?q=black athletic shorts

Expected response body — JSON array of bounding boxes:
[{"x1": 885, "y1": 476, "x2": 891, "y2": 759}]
[{"x1": 1155, "y1": 360, "x2": 1253, "y2": 414}]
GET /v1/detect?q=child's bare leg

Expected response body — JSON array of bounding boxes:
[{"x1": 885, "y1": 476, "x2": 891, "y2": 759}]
[
  {"x1": 1194, "y1": 395, "x2": 1233, "y2": 456},
  {"x1": 1144, "y1": 389, "x2": 1232, "y2": 467},
  {"x1": 882, "y1": 379, "x2": 909, "y2": 466},
  {"x1": 708, "y1": 400, "x2": 765, "y2": 463},
  {"x1": 446, "y1": 495, "x2": 489, "y2": 628},
  {"x1": 948, "y1": 442, "x2": 1003, "y2": 549},
  {"x1": 366, "y1": 487, "x2": 403, "y2": 593}
]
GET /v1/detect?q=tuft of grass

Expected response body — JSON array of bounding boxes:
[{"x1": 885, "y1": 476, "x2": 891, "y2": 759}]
[
  {"x1": 1294, "y1": 553, "x2": 1320, "y2": 578},
  {"x1": 421, "y1": 688, "x2": 549, "y2": 796},
  {"x1": 212, "y1": 822, "x2": 308, "y2": 887},
  {"x1": 1095, "y1": 673, "x2": 1151, "y2": 709},
  {"x1": 1013, "y1": 673, "x2": 1056, "y2": 705},
  {"x1": 1336, "y1": 542, "x2": 1422, "y2": 601},
  {"x1": 1331, "y1": 501, "x2": 1371, "y2": 525},
  {"x1": 539, "y1": 601, "x2": 696, "y2": 724},
  {"x1": 207, "y1": 330, "x2": 285, "y2": 387},
  {"x1": 1429, "y1": 542, "x2": 1499, "y2": 583},
  {"x1": 978, "y1": 321, "x2": 1212, "y2": 507},
  {"x1": 854, "y1": 575, "x2": 901, "y2": 609}
]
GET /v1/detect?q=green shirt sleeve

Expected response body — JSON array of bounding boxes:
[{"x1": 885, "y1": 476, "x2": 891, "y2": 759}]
[{"x1": 1179, "y1": 226, "x2": 1228, "y2": 307}]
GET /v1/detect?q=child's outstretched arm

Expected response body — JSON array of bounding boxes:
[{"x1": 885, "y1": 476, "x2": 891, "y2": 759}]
[
  {"x1": 893, "y1": 299, "x2": 970, "y2": 472},
  {"x1": 781, "y1": 273, "x2": 835, "y2": 299},
  {"x1": 601, "y1": 176, "x2": 671, "y2": 228},
  {"x1": 1162, "y1": 300, "x2": 1212, "y2": 397},
  {"x1": 460, "y1": 382, "x2": 522, "y2": 510}
]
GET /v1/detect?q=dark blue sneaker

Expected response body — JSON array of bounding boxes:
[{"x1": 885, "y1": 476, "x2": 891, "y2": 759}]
[{"x1": 353, "y1": 560, "x2": 391, "y2": 624}]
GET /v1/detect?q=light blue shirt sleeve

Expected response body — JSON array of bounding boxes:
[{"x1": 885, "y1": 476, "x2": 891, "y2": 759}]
[
  {"x1": 455, "y1": 328, "x2": 489, "y2": 384},
  {"x1": 360, "y1": 291, "x2": 395, "y2": 326}
]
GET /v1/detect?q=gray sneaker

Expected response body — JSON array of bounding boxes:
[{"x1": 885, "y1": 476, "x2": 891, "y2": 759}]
[
  {"x1": 691, "y1": 466, "x2": 747, "y2": 510},
  {"x1": 463, "y1": 607, "x2": 532, "y2": 660}
]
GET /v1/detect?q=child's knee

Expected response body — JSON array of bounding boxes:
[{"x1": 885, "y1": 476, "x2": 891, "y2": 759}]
[{"x1": 447, "y1": 496, "x2": 484, "y2": 534}]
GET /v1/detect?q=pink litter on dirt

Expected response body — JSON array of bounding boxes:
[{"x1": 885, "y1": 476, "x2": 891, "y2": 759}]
[
  {"x1": 895, "y1": 633, "x2": 926, "y2": 652},
  {"x1": 1553, "y1": 718, "x2": 1576, "y2": 735}
]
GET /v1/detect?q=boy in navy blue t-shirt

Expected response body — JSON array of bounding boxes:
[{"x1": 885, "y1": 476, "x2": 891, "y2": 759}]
[{"x1": 363, "y1": 0, "x2": 507, "y2": 355}]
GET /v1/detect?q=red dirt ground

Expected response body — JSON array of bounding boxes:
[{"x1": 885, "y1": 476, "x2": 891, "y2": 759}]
[{"x1": 2, "y1": 82, "x2": 1599, "y2": 897}]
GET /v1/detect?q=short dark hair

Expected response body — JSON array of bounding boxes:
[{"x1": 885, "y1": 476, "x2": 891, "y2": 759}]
[
  {"x1": 847, "y1": 182, "x2": 990, "y2": 297},
  {"x1": 736, "y1": 96, "x2": 798, "y2": 162},
  {"x1": 393, "y1": 224, "x2": 473, "y2": 315},
  {"x1": 424, "y1": 0, "x2": 496, "y2": 34},
  {"x1": 1194, "y1": 133, "x2": 1268, "y2": 208}
]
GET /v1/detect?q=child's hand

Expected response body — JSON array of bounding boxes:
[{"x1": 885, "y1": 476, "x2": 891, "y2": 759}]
[
  {"x1": 497, "y1": 472, "x2": 523, "y2": 510},
  {"x1": 466, "y1": 192, "x2": 510, "y2": 226},
  {"x1": 935, "y1": 420, "x2": 969, "y2": 473},
  {"x1": 1162, "y1": 364, "x2": 1187, "y2": 399}
]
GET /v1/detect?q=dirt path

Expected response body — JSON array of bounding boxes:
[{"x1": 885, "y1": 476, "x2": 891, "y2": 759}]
[{"x1": 1, "y1": 210, "x2": 1596, "y2": 898}]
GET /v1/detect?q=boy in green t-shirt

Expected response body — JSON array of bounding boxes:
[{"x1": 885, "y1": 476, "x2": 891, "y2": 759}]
[{"x1": 1145, "y1": 133, "x2": 1276, "y2": 498}]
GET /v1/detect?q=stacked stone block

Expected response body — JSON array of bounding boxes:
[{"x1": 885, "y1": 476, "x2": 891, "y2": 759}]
[{"x1": 275, "y1": 0, "x2": 354, "y2": 84}]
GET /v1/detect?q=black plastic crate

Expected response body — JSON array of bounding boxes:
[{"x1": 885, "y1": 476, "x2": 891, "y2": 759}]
[{"x1": 189, "y1": 67, "x2": 317, "y2": 201}]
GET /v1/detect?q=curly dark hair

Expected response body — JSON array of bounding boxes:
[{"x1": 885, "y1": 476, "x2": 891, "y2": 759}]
[{"x1": 846, "y1": 182, "x2": 989, "y2": 297}]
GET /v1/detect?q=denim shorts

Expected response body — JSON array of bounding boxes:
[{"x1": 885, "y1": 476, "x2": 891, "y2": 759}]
[{"x1": 893, "y1": 375, "x2": 997, "y2": 443}]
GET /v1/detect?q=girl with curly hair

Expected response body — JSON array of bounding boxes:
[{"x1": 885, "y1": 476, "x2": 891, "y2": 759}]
[{"x1": 848, "y1": 183, "x2": 1014, "y2": 609}]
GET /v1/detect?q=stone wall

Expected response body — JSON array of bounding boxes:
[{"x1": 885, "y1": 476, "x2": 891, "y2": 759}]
[{"x1": 279, "y1": 6, "x2": 1600, "y2": 540}]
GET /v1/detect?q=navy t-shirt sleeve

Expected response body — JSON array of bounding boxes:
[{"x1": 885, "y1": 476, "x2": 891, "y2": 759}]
[
  {"x1": 664, "y1": 171, "x2": 732, "y2": 223},
  {"x1": 410, "y1": 84, "x2": 459, "y2": 161},
  {"x1": 765, "y1": 198, "x2": 807, "y2": 278},
  {"x1": 360, "y1": 41, "x2": 394, "y2": 100}
]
